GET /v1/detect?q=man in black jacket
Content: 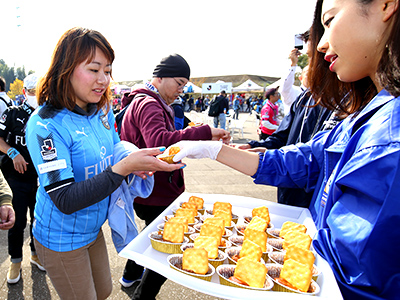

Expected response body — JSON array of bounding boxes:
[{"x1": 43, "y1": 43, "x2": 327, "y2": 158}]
[
  {"x1": 0, "y1": 74, "x2": 45, "y2": 284},
  {"x1": 212, "y1": 90, "x2": 229, "y2": 130}
]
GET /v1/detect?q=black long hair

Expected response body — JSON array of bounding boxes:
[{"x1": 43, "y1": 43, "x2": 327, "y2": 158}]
[{"x1": 308, "y1": 0, "x2": 400, "y2": 116}]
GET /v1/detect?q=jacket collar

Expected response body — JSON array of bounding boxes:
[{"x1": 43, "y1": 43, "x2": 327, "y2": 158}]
[{"x1": 353, "y1": 89, "x2": 393, "y2": 121}]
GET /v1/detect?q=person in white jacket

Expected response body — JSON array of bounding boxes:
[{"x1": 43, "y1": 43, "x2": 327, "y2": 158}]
[{"x1": 280, "y1": 31, "x2": 310, "y2": 115}]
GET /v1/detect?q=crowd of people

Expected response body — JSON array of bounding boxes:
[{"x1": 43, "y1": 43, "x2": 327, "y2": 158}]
[{"x1": 0, "y1": 0, "x2": 399, "y2": 299}]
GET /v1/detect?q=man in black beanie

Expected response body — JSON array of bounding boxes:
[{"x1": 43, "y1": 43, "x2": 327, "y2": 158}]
[
  {"x1": 152, "y1": 53, "x2": 191, "y2": 80},
  {"x1": 118, "y1": 54, "x2": 230, "y2": 299}
]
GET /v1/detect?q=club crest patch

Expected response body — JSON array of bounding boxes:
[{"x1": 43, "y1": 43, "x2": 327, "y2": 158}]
[
  {"x1": 100, "y1": 114, "x2": 110, "y2": 130},
  {"x1": 40, "y1": 139, "x2": 57, "y2": 161}
]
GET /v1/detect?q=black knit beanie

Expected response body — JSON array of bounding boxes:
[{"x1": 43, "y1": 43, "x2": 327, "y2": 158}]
[{"x1": 152, "y1": 54, "x2": 190, "y2": 80}]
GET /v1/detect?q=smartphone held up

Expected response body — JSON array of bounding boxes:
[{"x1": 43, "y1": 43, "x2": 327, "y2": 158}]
[{"x1": 294, "y1": 34, "x2": 303, "y2": 50}]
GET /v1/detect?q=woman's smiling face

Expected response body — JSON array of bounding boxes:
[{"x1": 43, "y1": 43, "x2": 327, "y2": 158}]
[
  {"x1": 70, "y1": 47, "x2": 112, "y2": 111},
  {"x1": 317, "y1": 0, "x2": 390, "y2": 86}
]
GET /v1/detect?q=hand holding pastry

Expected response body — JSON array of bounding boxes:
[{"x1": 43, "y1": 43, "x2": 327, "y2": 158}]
[
  {"x1": 171, "y1": 141, "x2": 223, "y2": 162},
  {"x1": 112, "y1": 147, "x2": 185, "y2": 177}
]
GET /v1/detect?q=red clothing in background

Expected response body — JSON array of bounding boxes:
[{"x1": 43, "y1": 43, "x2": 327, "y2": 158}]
[{"x1": 260, "y1": 100, "x2": 280, "y2": 136}]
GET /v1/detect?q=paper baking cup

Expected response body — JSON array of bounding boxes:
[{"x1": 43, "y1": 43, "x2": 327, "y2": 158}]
[
  {"x1": 219, "y1": 238, "x2": 232, "y2": 250},
  {"x1": 226, "y1": 222, "x2": 235, "y2": 231},
  {"x1": 228, "y1": 235, "x2": 244, "y2": 247},
  {"x1": 228, "y1": 235, "x2": 272, "y2": 261},
  {"x1": 269, "y1": 251, "x2": 285, "y2": 265},
  {"x1": 209, "y1": 250, "x2": 228, "y2": 268},
  {"x1": 184, "y1": 227, "x2": 195, "y2": 238},
  {"x1": 225, "y1": 247, "x2": 242, "y2": 265},
  {"x1": 243, "y1": 216, "x2": 252, "y2": 224},
  {"x1": 167, "y1": 254, "x2": 215, "y2": 282},
  {"x1": 223, "y1": 228, "x2": 233, "y2": 239},
  {"x1": 235, "y1": 224, "x2": 247, "y2": 236},
  {"x1": 189, "y1": 233, "x2": 200, "y2": 243},
  {"x1": 216, "y1": 264, "x2": 274, "y2": 291},
  {"x1": 180, "y1": 243, "x2": 194, "y2": 253},
  {"x1": 180, "y1": 243, "x2": 228, "y2": 269},
  {"x1": 231, "y1": 213, "x2": 239, "y2": 224},
  {"x1": 267, "y1": 228, "x2": 282, "y2": 239},
  {"x1": 193, "y1": 223, "x2": 202, "y2": 232},
  {"x1": 262, "y1": 244, "x2": 273, "y2": 262},
  {"x1": 149, "y1": 232, "x2": 189, "y2": 254},
  {"x1": 268, "y1": 252, "x2": 321, "y2": 280},
  {"x1": 225, "y1": 247, "x2": 266, "y2": 266},
  {"x1": 311, "y1": 265, "x2": 322, "y2": 281},
  {"x1": 205, "y1": 209, "x2": 213, "y2": 216},
  {"x1": 267, "y1": 238, "x2": 284, "y2": 252},
  {"x1": 266, "y1": 263, "x2": 320, "y2": 295}
]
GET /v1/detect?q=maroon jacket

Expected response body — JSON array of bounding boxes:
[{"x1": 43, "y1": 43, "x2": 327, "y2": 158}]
[{"x1": 120, "y1": 88, "x2": 212, "y2": 206}]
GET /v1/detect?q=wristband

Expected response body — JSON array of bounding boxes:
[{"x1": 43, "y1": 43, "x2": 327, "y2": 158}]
[{"x1": 7, "y1": 148, "x2": 20, "y2": 160}]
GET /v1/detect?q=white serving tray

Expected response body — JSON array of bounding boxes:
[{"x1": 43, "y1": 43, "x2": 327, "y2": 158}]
[{"x1": 119, "y1": 192, "x2": 343, "y2": 300}]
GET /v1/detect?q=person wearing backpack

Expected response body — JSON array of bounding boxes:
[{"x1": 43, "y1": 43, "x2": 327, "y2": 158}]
[
  {"x1": 209, "y1": 90, "x2": 229, "y2": 130},
  {"x1": 0, "y1": 76, "x2": 13, "y2": 116},
  {"x1": 0, "y1": 73, "x2": 46, "y2": 284},
  {"x1": 119, "y1": 53, "x2": 230, "y2": 299}
]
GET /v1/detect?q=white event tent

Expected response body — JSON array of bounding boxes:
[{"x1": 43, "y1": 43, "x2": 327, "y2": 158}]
[
  {"x1": 232, "y1": 79, "x2": 264, "y2": 93},
  {"x1": 184, "y1": 82, "x2": 202, "y2": 93}
]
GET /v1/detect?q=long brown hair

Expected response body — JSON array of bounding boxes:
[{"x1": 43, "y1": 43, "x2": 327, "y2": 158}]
[
  {"x1": 308, "y1": 0, "x2": 400, "y2": 116},
  {"x1": 37, "y1": 27, "x2": 115, "y2": 112}
]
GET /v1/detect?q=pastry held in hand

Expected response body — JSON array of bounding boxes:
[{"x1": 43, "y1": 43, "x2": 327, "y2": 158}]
[
  {"x1": 172, "y1": 140, "x2": 223, "y2": 161},
  {"x1": 157, "y1": 146, "x2": 181, "y2": 164}
]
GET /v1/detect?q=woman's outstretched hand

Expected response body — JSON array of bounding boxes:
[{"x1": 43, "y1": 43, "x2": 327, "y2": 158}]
[{"x1": 112, "y1": 147, "x2": 185, "y2": 177}]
